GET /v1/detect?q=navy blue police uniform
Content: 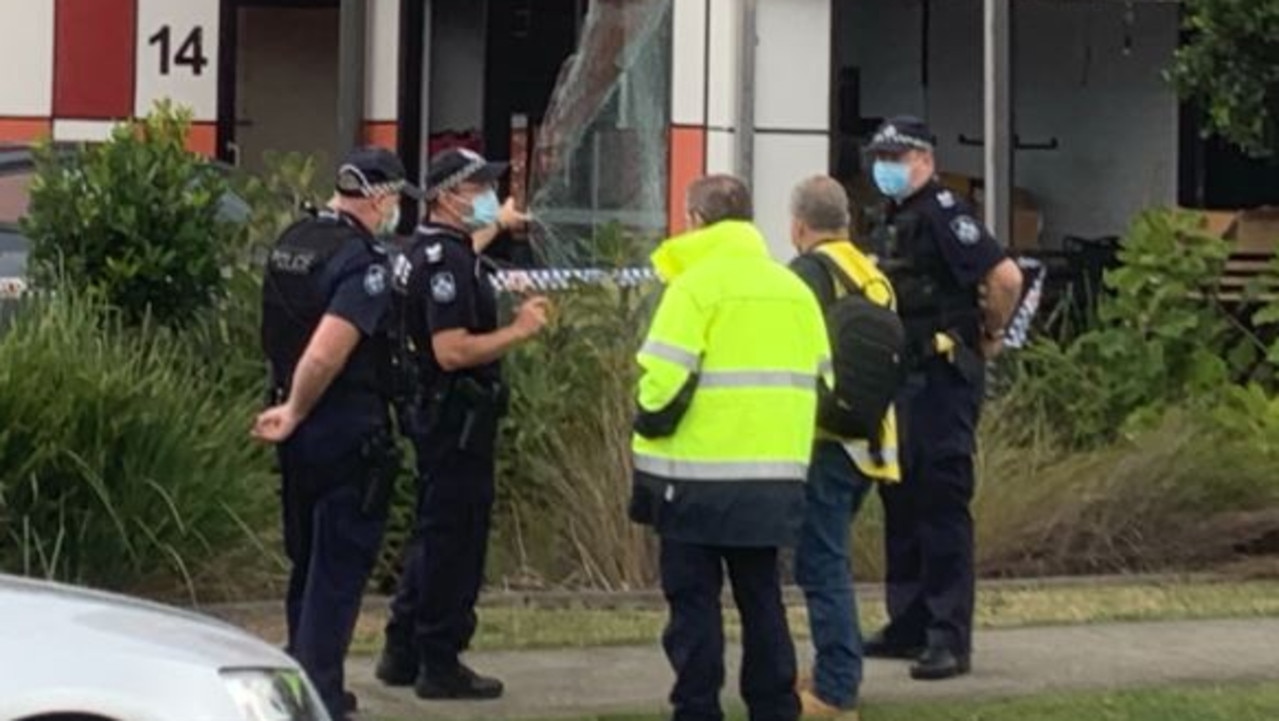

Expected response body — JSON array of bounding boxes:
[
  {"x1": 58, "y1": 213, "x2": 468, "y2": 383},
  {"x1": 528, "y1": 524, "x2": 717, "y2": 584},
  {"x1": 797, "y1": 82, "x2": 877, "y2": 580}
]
[
  {"x1": 262, "y1": 208, "x2": 397, "y2": 717},
  {"x1": 868, "y1": 119, "x2": 1006, "y2": 672},
  {"x1": 261, "y1": 146, "x2": 421, "y2": 719},
  {"x1": 381, "y1": 220, "x2": 507, "y2": 697}
]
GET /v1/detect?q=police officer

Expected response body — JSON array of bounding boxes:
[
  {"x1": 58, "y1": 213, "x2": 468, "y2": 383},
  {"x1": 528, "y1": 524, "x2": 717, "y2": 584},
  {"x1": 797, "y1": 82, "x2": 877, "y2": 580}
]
[
  {"x1": 859, "y1": 117, "x2": 1023, "y2": 680},
  {"x1": 375, "y1": 148, "x2": 550, "y2": 700},
  {"x1": 253, "y1": 147, "x2": 421, "y2": 719}
]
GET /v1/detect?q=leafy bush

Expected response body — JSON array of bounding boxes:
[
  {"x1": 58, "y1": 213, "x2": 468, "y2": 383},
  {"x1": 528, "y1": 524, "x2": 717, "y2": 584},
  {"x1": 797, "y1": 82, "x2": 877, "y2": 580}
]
[
  {"x1": 0, "y1": 291, "x2": 278, "y2": 601},
  {"x1": 1005, "y1": 209, "x2": 1250, "y2": 447},
  {"x1": 1171, "y1": 0, "x2": 1279, "y2": 158},
  {"x1": 21, "y1": 101, "x2": 239, "y2": 327}
]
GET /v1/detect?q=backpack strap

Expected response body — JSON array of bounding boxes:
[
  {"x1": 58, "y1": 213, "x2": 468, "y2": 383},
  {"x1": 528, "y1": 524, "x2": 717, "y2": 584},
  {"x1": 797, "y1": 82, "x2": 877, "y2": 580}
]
[
  {"x1": 812, "y1": 245, "x2": 896, "y2": 309},
  {"x1": 811, "y1": 248, "x2": 863, "y2": 298}
]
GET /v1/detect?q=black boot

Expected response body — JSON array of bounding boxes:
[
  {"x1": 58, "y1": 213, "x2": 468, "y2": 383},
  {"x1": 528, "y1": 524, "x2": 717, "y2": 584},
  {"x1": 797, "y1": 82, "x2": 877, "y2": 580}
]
[
  {"x1": 375, "y1": 635, "x2": 419, "y2": 687},
  {"x1": 415, "y1": 663, "x2": 504, "y2": 701},
  {"x1": 863, "y1": 630, "x2": 925, "y2": 660},
  {"x1": 909, "y1": 647, "x2": 971, "y2": 681}
]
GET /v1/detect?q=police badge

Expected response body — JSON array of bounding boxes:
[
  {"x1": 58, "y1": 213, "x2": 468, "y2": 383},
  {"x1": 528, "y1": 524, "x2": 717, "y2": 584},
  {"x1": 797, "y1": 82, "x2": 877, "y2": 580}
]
[{"x1": 431, "y1": 272, "x2": 457, "y2": 303}]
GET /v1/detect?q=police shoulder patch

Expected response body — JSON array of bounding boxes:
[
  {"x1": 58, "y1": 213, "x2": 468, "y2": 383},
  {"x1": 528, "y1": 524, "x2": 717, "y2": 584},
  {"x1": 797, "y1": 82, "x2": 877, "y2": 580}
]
[
  {"x1": 425, "y1": 242, "x2": 444, "y2": 264},
  {"x1": 430, "y1": 271, "x2": 457, "y2": 303},
  {"x1": 937, "y1": 190, "x2": 956, "y2": 209},
  {"x1": 363, "y1": 264, "x2": 388, "y2": 296},
  {"x1": 950, "y1": 215, "x2": 983, "y2": 246}
]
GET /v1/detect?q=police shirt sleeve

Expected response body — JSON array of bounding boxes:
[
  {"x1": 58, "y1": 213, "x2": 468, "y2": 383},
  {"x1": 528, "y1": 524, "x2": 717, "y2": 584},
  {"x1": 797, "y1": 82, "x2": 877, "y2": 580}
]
[
  {"x1": 425, "y1": 247, "x2": 474, "y2": 333},
  {"x1": 328, "y1": 249, "x2": 392, "y2": 336},
  {"x1": 929, "y1": 191, "x2": 1006, "y2": 287}
]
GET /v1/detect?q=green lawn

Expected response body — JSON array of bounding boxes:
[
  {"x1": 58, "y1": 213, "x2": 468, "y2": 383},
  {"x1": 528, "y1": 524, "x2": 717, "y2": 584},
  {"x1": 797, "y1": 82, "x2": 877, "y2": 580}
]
[
  {"x1": 218, "y1": 579, "x2": 1279, "y2": 655},
  {"x1": 547, "y1": 683, "x2": 1279, "y2": 721},
  {"x1": 466, "y1": 580, "x2": 1279, "y2": 652}
]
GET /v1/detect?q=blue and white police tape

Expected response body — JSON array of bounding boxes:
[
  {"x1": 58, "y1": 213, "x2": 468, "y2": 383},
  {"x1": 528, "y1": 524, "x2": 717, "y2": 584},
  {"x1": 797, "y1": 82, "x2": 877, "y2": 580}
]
[{"x1": 491, "y1": 257, "x2": 1048, "y2": 351}]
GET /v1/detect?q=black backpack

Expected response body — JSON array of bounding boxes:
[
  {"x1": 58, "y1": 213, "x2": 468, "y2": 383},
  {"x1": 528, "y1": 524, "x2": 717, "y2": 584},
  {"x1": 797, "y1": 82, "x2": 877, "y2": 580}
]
[{"x1": 810, "y1": 251, "x2": 906, "y2": 453}]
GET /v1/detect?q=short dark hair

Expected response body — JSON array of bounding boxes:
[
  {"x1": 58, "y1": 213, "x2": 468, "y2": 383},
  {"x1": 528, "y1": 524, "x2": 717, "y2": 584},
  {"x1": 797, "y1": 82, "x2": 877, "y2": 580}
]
[{"x1": 686, "y1": 174, "x2": 753, "y2": 225}]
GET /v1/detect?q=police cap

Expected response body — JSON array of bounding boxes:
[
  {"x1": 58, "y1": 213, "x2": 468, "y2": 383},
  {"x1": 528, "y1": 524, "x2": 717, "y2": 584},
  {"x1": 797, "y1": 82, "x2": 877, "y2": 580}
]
[
  {"x1": 425, "y1": 148, "x2": 509, "y2": 200},
  {"x1": 867, "y1": 116, "x2": 936, "y2": 154},
  {"x1": 336, "y1": 146, "x2": 423, "y2": 200}
]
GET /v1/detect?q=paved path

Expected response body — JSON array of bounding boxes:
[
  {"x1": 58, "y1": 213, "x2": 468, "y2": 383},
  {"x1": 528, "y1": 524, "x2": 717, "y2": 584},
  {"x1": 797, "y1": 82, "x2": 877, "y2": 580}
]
[{"x1": 349, "y1": 618, "x2": 1279, "y2": 720}]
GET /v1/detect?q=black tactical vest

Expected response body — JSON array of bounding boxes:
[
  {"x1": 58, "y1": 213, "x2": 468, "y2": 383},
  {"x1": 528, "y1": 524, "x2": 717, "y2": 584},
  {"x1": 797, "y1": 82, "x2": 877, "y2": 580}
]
[
  {"x1": 261, "y1": 212, "x2": 391, "y2": 399},
  {"x1": 880, "y1": 185, "x2": 983, "y2": 351}
]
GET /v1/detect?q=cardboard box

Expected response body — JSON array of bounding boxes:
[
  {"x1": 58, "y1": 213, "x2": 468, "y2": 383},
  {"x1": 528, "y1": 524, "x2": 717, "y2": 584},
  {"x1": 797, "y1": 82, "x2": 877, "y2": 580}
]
[
  {"x1": 1185, "y1": 207, "x2": 1279, "y2": 254},
  {"x1": 970, "y1": 182, "x2": 1043, "y2": 251},
  {"x1": 1236, "y1": 207, "x2": 1279, "y2": 253}
]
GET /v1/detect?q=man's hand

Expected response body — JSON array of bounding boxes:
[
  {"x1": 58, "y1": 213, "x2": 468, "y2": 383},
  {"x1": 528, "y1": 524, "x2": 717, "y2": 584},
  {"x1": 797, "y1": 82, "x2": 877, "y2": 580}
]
[
  {"x1": 512, "y1": 296, "x2": 552, "y2": 340},
  {"x1": 252, "y1": 404, "x2": 302, "y2": 444},
  {"x1": 498, "y1": 198, "x2": 530, "y2": 234}
]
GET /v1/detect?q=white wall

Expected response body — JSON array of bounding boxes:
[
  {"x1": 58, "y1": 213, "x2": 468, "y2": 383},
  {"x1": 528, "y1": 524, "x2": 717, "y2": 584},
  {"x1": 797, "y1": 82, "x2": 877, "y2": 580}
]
[
  {"x1": 430, "y1": 0, "x2": 487, "y2": 133},
  {"x1": 839, "y1": 0, "x2": 1180, "y2": 243}
]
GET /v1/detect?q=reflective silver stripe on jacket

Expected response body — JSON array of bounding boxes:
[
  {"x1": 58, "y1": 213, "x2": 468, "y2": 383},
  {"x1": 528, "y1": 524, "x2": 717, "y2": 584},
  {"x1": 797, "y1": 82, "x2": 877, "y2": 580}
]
[
  {"x1": 633, "y1": 454, "x2": 808, "y2": 481},
  {"x1": 698, "y1": 370, "x2": 815, "y2": 390},
  {"x1": 640, "y1": 340, "x2": 701, "y2": 371},
  {"x1": 841, "y1": 443, "x2": 900, "y2": 467},
  {"x1": 818, "y1": 357, "x2": 834, "y2": 377}
]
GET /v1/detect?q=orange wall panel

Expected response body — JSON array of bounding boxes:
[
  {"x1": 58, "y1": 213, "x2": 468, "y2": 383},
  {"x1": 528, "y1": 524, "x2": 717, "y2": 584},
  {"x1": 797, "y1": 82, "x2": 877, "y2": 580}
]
[
  {"x1": 0, "y1": 119, "x2": 53, "y2": 144},
  {"x1": 668, "y1": 125, "x2": 706, "y2": 237},
  {"x1": 364, "y1": 122, "x2": 397, "y2": 151}
]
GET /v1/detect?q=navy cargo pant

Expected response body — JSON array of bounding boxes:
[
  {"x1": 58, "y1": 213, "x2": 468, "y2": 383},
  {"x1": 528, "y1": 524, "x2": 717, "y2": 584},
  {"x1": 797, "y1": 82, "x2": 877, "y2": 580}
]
[
  {"x1": 280, "y1": 435, "x2": 389, "y2": 719},
  {"x1": 660, "y1": 539, "x2": 799, "y2": 721},
  {"x1": 386, "y1": 428, "x2": 496, "y2": 674},
  {"x1": 878, "y1": 356, "x2": 983, "y2": 658}
]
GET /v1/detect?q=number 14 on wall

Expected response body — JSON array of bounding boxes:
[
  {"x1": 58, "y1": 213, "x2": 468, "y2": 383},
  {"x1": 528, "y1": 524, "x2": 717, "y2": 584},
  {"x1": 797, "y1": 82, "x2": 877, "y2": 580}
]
[
  {"x1": 134, "y1": 0, "x2": 219, "y2": 120},
  {"x1": 148, "y1": 26, "x2": 209, "y2": 77}
]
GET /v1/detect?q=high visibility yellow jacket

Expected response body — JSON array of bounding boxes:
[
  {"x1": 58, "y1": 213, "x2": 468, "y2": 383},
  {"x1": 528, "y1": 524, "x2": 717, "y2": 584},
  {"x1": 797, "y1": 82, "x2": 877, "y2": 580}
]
[
  {"x1": 791, "y1": 240, "x2": 902, "y2": 483},
  {"x1": 629, "y1": 220, "x2": 831, "y2": 548}
]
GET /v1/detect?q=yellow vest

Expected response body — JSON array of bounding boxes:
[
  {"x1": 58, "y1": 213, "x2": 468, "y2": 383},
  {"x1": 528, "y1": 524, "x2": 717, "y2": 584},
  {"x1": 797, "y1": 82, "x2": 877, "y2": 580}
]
[
  {"x1": 633, "y1": 221, "x2": 832, "y2": 485},
  {"x1": 811, "y1": 241, "x2": 902, "y2": 483}
]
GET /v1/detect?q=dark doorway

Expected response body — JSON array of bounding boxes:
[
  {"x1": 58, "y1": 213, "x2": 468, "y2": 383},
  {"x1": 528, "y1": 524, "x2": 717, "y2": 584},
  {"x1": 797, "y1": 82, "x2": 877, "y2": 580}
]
[
  {"x1": 1179, "y1": 104, "x2": 1279, "y2": 210},
  {"x1": 481, "y1": 0, "x2": 586, "y2": 166},
  {"x1": 216, "y1": 0, "x2": 341, "y2": 174}
]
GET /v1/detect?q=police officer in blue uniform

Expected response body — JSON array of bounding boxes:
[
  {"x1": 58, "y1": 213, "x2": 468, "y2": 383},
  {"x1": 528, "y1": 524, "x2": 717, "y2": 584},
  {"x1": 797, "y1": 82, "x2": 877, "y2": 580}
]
[
  {"x1": 253, "y1": 147, "x2": 421, "y2": 719},
  {"x1": 860, "y1": 117, "x2": 1023, "y2": 680},
  {"x1": 375, "y1": 148, "x2": 550, "y2": 700}
]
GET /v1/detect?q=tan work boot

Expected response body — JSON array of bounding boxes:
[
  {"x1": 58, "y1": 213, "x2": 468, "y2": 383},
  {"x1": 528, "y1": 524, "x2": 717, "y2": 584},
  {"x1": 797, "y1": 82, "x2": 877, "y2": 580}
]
[{"x1": 799, "y1": 689, "x2": 860, "y2": 720}]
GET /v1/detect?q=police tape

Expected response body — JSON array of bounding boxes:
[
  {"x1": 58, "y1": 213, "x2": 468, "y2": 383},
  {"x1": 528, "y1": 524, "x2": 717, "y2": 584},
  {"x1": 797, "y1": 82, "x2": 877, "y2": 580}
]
[{"x1": 491, "y1": 257, "x2": 1048, "y2": 351}]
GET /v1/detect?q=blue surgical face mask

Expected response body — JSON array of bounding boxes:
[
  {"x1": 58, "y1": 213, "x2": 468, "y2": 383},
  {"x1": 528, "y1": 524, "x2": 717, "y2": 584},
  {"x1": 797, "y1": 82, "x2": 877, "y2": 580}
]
[
  {"x1": 873, "y1": 160, "x2": 913, "y2": 200},
  {"x1": 464, "y1": 189, "x2": 501, "y2": 231}
]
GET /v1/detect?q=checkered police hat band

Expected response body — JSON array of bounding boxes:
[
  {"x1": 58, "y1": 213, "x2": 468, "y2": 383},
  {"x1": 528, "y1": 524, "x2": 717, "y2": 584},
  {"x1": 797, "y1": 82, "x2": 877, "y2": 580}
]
[
  {"x1": 427, "y1": 158, "x2": 489, "y2": 199},
  {"x1": 873, "y1": 127, "x2": 933, "y2": 151},
  {"x1": 337, "y1": 164, "x2": 404, "y2": 198}
]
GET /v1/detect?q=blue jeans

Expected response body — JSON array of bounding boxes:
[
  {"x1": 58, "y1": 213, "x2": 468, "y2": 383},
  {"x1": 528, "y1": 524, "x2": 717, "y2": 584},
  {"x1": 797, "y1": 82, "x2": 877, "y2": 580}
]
[{"x1": 795, "y1": 441, "x2": 872, "y2": 709}]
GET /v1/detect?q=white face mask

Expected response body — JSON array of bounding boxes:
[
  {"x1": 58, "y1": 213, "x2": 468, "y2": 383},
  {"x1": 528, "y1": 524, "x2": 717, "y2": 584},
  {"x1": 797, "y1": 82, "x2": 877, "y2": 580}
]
[{"x1": 378, "y1": 202, "x2": 401, "y2": 237}]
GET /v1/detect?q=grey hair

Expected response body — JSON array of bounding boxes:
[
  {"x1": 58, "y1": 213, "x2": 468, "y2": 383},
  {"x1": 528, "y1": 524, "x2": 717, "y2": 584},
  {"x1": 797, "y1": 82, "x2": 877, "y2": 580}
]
[
  {"x1": 790, "y1": 175, "x2": 851, "y2": 234},
  {"x1": 687, "y1": 174, "x2": 753, "y2": 225}
]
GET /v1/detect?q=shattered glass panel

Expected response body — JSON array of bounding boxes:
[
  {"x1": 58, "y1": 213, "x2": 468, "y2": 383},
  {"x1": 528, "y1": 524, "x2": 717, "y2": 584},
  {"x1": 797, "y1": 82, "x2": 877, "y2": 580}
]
[{"x1": 527, "y1": 0, "x2": 673, "y2": 268}]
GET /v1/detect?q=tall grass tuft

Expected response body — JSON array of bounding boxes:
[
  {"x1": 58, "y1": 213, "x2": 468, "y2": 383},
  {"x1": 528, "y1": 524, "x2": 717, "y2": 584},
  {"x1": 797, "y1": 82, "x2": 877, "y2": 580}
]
[{"x1": 0, "y1": 291, "x2": 279, "y2": 601}]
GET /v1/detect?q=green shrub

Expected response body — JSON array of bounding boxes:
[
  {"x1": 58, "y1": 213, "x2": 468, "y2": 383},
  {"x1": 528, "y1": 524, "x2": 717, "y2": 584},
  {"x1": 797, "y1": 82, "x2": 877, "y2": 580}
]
[
  {"x1": 0, "y1": 291, "x2": 279, "y2": 600},
  {"x1": 1005, "y1": 209, "x2": 1249, "y2": 448},
  {"x1": 21, "y1": 101, "x2": 238, "y2": 328}
]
